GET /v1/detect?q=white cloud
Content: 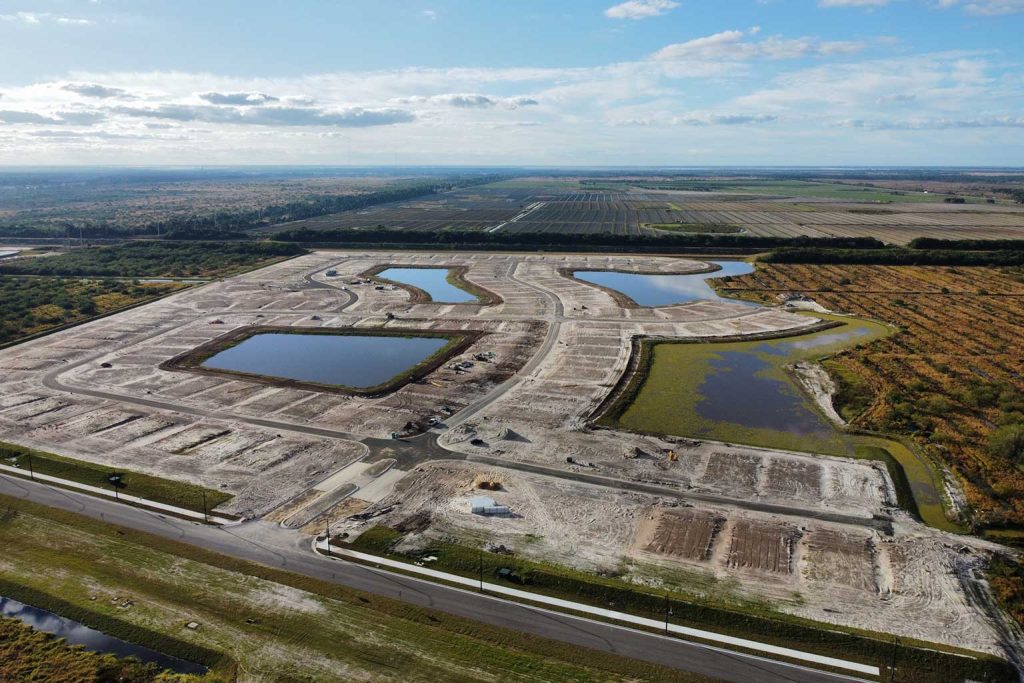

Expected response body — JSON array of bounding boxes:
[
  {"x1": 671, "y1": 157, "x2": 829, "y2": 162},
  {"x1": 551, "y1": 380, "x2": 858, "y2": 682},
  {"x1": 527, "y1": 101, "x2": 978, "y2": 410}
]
[
  {"x1": 839, "y1": 116, "x2": 1024, "y2": 129},
  {"x1": 937, "y1": 0, "x2": 1024, "y2": 14},
  {"x1": 652, "y1": 29, "x2": 866, "y2": 61},
  {"x1": 198, "y1": 91, "x2": 279, "y2": 105},
  {"x1": 422, "y1": 9, "x2": 438, "y2": 21},
  {"x1": 62, "y1": 83, "x2": 130, "y2": 99},
  {"x1": 605, "y1": 0, "x2": 679, "y2": 19},
  {"x1": 110, "y1": 104, "x2": 414, "y2": 127},
  {"x1": 618, "y1": 112, "x2": 778, "y2": 126},
  {"x1": 394, "y1": 93, "x2": 538, "y2": 109},
  {"x1": 0, "y1": 12, "x2": 93, "y2": 25}
]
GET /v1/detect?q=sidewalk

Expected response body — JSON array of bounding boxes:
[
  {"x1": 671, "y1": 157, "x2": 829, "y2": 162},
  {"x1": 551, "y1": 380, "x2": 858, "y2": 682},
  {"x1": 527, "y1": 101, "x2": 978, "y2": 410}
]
[
  {"x1": 317, "y1": 542, "x2": 880, "y2": 677},
  {"x1": 0, "y1": 463, "x2": 236, "y2": 525}
]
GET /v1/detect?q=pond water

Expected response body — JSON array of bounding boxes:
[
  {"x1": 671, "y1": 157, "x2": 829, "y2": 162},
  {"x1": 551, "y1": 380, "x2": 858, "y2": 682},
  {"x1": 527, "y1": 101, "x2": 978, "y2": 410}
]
[
  {"x1": 613, "y1": 315, "x2": 893, "y2": 456},
  {"x1": 0, "y1": 596, "x2": 207, "y2": 675},
  {"x1": 201, "y1": 332, "x2": 451, "y2": 389},
  {"x1": 376, "y1": 268, "x2": 477, "y2": 303},
  {"x1": 697, "y1": 351, "x2": 835, "y2": 440},
  {"x1": 573, "y1": 261, "x2": 756, "y2": 307}
]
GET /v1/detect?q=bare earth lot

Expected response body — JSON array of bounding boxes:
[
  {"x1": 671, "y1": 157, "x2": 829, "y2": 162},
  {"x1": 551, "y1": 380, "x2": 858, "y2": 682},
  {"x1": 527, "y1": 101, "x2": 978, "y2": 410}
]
[{"x1": 0, "y1": 249, "x2": 1016, "y2": 660}]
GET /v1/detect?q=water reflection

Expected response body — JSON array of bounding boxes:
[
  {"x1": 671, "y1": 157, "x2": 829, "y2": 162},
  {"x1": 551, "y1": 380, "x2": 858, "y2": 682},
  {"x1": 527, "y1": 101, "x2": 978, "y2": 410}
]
[
  {"x1": 696, "y1": 351, "x2": 835, "y2": 438},
  {"x1": 377, "y1": 268, "x2": 477, "y2": 303},
  {"x1": 573, "y1": 261, "x2": 756, "y2": 307},
  {"x1": 0, "y1": 596, "x2": 207, "y2": 675},
  {"x1": 202, "y1": 333, "x2": 450, "y2": 388}
]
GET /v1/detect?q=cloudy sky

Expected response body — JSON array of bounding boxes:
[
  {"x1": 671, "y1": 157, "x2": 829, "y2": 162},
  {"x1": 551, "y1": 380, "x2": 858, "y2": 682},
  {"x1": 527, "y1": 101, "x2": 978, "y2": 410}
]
[{"x1": 0, "y1": 0, "x2": 1022, "y2": 166}]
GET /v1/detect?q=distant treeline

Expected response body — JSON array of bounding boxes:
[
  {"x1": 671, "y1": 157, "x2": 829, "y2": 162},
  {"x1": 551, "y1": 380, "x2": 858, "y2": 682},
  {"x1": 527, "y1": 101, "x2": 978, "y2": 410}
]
[
  {"x1": 762, "y1": 247, "x2": 1024, "y2": 266},
  {"x1": 0, "y1": 241, "x2": 305, "y2": 278},
  {"x1": 0, "y1": 178, "x2": 501, "y2": 239},
  {"x1": 273, "y1": 228, "x2": 887, "y2": 252},
  {"x1": 908, "y1": 238, "x2": 1024, "y2": 251}
]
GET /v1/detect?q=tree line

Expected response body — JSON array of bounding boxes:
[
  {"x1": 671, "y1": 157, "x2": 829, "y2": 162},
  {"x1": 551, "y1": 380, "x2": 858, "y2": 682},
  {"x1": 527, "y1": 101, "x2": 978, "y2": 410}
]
[{"x1": 272, "y1": 227, "x2": 887, "y2": 251}]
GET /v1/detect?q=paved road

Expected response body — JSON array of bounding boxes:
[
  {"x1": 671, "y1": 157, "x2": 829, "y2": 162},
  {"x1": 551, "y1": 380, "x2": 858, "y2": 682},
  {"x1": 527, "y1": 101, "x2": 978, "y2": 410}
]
[{"x1": 0, "y1": 474, "x2": 869, "y2": 683}]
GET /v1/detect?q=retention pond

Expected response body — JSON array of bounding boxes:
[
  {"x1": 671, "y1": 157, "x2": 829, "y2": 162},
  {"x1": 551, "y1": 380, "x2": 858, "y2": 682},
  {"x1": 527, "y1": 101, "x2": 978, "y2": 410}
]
[
  {"x1": 0, "y1": 596, "x2": 207, "y2": 675},
  {"x1": 572, "y1": 261, "x2": 756, "y2": 307},
  {"x1": 200, "y1": 331, "x2": 455, "y2": 391},
  {"x1": 376, "y1": 267, "x2": 478, "y2": 303}
]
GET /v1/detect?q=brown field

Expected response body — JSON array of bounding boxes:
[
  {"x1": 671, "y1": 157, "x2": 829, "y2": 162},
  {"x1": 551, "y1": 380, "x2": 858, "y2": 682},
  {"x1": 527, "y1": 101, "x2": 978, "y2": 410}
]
[
  {"x1": 726, "y1": 519, "x2": 800, "y2": 574},
  {"x1": 642, "y1": 508, "x2": 725, "y2": 561},
  {"x1": 801, "y1": 528, "x2": 877, "y2": 592},
  {"x1": 721, "y1": 263, "x2": 1024, "y2": 528}
]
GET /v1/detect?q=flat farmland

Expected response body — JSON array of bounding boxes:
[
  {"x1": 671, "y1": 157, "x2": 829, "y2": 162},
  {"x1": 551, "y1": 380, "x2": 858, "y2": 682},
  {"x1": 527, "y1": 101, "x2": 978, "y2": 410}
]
[
  {"x1": 269, "y1": 177, "x2": 1024, "y2": 243},
  {"x1": 720, "y1": 263, "x2": 1024, "y2": 529}
]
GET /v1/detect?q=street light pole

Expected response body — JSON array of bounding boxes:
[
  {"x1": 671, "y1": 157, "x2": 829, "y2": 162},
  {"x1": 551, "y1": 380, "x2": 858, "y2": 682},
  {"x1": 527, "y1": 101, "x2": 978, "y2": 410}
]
[
  {"x1": 325, "y1": 516, "x2": 332, "y2": 556},
  {"x1": 202, "y1": 491, "x2": 208, "y2": 524},
  {"x1": 26, "y1": 452, "x2": 34, "y2": 481},
  {"x1": 478, "y1": 547, "x2": 484, "y2": 592}
]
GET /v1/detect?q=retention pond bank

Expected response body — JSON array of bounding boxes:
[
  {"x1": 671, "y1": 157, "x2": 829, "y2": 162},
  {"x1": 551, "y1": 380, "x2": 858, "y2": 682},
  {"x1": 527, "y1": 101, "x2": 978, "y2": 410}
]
[{"x1": 0, "y1": 596, "x2": 207, "y2": 675}]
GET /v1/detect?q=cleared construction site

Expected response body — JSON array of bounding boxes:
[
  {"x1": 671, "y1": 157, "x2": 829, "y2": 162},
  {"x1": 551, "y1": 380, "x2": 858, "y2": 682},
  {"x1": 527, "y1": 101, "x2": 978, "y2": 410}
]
[{"x1": 0, "y1": 249, "x2": 1015, "y2": 663}]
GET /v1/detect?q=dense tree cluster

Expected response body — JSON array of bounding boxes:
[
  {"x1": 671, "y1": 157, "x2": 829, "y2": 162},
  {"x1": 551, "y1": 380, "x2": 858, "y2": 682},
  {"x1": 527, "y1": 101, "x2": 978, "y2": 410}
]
[
  {"x1": 273, "y1": 227, "x2": 886, "y2": 252},
  {"x1": 0, "y1": 180, "x2": 494, "y2": 238},
  {"x1": 0, "y1": 242, "x2": 305, "y2": 278},
  {"x1": 908, "y1": 238, "x2": 1024, "y2": 251},
  {"x1": 762, "y1": 247, "x2": 1024, "y2": 266}
]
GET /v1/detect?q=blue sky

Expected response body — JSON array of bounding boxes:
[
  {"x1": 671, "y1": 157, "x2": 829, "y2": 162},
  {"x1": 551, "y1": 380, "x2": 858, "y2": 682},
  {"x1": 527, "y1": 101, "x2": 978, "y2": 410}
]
[{"x1": 0, "y1": 0, "x2": 1022, "y2": 165}]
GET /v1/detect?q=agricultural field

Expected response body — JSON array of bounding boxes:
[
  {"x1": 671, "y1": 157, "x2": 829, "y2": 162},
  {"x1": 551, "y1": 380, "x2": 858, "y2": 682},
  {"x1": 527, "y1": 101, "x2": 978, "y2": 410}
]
[
  {"x1": 719, "y1": 263, "x2": 1024, "y2": 530},
  {"x1": 268, "y1": 174, "x2": 1024, "y2": 243},
  {"x1": 0, "y1": 276, "x2": 187, "y2": 346}
]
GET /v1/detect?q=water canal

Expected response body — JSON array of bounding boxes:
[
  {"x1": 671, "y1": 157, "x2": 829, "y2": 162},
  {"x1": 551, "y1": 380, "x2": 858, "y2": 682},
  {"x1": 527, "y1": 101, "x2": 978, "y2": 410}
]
[{"x1": 0, "y1": 596, "x2": 207, "y2": 675}]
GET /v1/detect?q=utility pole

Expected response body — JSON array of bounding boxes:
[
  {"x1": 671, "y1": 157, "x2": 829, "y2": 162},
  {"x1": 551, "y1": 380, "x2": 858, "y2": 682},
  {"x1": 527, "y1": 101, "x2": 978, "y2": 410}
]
[
  {"x1": 202, "y1": 491, "x2": 208, "y2": 524},
  {"x1": 26, "y1": 452, "x2": 34, "y2": 481},
  {"x1": 325, "y1": 515, "x2": 332, "y2": 556},
  {"x1": 889, "y1": 635, "x2": 899, "y2": 682},
  {"x1": 664, "y1": 593, "x2": 671, "y2": 635}
]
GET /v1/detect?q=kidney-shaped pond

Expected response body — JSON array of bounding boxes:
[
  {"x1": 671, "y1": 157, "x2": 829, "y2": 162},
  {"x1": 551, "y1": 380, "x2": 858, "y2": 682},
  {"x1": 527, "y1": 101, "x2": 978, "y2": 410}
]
[
  {"x1": 572, "y1": 261, "x2": 756, "y2": 307},
  {"x1": 201, "y1": 332, "x2": 454, "y2": 390},
  {"x1": 376, "y1": 267, "x2": 478, "y2": 303}
]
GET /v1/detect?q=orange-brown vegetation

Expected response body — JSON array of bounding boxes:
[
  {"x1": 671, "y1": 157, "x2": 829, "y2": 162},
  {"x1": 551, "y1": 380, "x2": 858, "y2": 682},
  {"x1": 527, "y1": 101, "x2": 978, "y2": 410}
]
[{"x1": 721, "y1": 264, "x2": 1024, "y2": 528}]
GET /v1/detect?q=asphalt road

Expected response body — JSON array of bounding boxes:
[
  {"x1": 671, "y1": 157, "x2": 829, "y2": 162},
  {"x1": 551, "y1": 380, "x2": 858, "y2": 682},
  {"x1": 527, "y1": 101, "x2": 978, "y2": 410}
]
[{"x1": 0, "y1": 474, "x2": 870, "y2": 683}]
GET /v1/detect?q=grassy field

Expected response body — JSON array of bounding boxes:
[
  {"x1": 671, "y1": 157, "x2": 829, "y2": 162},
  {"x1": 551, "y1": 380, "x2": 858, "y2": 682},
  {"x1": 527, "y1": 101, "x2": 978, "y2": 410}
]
[
  {"x1": 0, "y1": 241, "x2": 304, "y2": 278},
  {"x1": 0, "y1": 616, "x2": 190, "y2": 683},
  {"x1": 346, "y1": 527, "x2": 1014, "y2": 682},
  {"x1": 0, "y1": 494, "x2": 709, "y2": 683},
  {"x1": 720, "y1": 264, "x2": 1024, "y2": 531},
  {"x1": 0, "y1": 442, "x2": 231, "y2": 513},
  {"x1": 0, "y1": 276, "x2": 188, "y2": 347}
]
